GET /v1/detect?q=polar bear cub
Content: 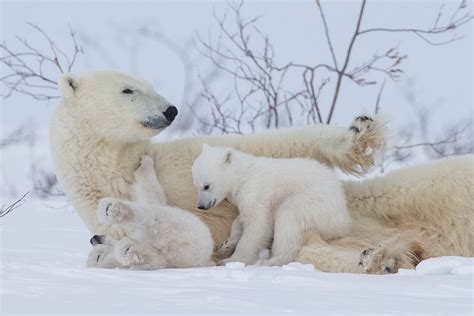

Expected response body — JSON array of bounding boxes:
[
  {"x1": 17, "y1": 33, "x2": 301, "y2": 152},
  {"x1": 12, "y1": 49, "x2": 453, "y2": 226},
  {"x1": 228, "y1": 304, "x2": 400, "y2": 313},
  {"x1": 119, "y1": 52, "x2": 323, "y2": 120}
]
[
  {"x1": 87, "y1": 155, "x2": 214, "y2": 270},
  {"x1": 192, "y1": 144, "x2": 352, "y2": 266}
]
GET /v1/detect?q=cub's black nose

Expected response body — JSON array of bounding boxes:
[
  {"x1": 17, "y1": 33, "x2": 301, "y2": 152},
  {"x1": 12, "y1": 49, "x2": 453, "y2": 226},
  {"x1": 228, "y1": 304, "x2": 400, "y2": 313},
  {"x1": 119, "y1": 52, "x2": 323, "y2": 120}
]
[
  {"x1": 90, "y1": 235, "x2": 104, "y2": 246},
  {"x1": 163, "y1": 106, "x2": 178, "y2": 122}
]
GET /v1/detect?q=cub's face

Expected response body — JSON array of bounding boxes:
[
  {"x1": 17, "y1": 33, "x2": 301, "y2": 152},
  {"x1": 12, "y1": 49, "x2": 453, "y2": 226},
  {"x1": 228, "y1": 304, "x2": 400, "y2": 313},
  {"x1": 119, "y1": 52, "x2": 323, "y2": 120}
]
[
  {"x1": 192, "y1": 144, "x2": 233, "y2": 210},
  {"x1": 59, "y1": 71, "x2": 178, "y2": 143},
  {"x1": 87, "y1": 244, "x2": 122, "y2": 269}
]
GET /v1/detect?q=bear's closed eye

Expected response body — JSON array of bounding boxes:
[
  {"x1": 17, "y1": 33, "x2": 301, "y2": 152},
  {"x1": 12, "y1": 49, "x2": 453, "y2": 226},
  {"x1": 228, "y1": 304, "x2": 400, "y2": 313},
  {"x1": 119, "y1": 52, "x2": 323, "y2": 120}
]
[{"x1": 122, "y1": 88, "x2": 134, "y2": 94}]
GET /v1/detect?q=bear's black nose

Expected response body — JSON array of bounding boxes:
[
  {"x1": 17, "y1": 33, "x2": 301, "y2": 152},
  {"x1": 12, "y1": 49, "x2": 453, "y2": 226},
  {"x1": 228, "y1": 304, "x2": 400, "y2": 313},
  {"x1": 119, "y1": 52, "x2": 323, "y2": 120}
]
[
  {"x1": 163, "y1": 106, "x2": 178, "y2": 122},
  {"x1": 90, "y1": 235, "x2": 105, "y2": 246}
]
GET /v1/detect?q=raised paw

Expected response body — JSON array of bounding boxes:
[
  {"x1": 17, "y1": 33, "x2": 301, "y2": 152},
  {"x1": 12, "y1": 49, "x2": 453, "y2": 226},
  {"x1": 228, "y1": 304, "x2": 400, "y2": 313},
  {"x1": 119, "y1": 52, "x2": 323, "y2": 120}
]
[
  {"x1": 359, "y1": 244, "x2": 398, "y2": 274},
  {"x1": 135, "y1": 155, "x2": 155, "y2": 174},
  {"x1": 347, "y1": 114, "x2": 386, "y2": 173},
  {"x1": 350, "y1": 115, "x2": 376, "y2": 137},
  {"x1": 115, "y1": 237, "x2": 144, "y2": 266},
  {"x1": 97, "y1": 198, "x2": 132, "y2": 224}
]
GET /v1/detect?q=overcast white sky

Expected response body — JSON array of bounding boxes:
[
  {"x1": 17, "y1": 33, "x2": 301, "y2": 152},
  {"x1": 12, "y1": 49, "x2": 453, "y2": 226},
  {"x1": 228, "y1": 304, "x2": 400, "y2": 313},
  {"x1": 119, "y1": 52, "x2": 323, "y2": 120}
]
[
  {"x1": 1, "y1": 0, "x2": 472, "y2": 134},
  {"x1": 0, "y1": 0, "x2": 472, "y2": 196}
]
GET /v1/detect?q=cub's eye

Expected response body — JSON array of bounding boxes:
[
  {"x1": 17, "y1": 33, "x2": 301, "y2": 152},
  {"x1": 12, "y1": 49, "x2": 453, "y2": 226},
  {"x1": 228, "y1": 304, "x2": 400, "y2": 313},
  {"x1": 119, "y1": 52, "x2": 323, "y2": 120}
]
[
  {"x1": 203, "y1": 184, "x2": 210, "y2": 191},
  {"x1": 122, "y1": 88, "x2": 134, "y2": 94}
]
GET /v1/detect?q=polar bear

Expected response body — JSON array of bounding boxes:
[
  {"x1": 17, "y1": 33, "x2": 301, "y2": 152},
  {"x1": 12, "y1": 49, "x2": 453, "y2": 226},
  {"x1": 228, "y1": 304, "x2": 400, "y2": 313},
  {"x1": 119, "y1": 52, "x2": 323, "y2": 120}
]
[
  {"x1": 50, "y1": 70, "x2": 473, "y2": 274},
  {"x1": 87, "y1": 155, "x2": 214, "y2": 270},
  {"x1": 192, "y1": 144, "x2": 352, "y2": 266}
]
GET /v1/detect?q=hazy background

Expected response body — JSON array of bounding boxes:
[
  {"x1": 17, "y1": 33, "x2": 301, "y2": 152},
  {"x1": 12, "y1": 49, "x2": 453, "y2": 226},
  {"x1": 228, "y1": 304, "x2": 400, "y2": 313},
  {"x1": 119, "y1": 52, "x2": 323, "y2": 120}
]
[{"x1": 1, "y1": 0, "x2": 472, "y2": 198}]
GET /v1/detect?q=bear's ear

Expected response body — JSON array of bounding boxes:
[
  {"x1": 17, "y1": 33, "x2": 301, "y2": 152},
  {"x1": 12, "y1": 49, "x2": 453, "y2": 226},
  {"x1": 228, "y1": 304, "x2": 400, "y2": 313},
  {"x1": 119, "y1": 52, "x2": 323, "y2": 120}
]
[
  {"x1": 223, "y1": 150, "x2": 232, "y2": 164},
  {"x1": 202, "y1": 143, "x2": 210, "y2": 151},
  {"x1": 58, "y1": 74, "x2": 79, "y2": 100}
]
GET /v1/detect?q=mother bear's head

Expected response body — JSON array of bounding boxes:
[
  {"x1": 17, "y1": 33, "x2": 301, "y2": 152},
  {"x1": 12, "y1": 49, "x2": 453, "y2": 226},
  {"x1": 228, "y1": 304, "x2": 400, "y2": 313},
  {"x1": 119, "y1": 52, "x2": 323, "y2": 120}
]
[{"x1": 58, "y1": 70, "x2": 178, "y2": 143}]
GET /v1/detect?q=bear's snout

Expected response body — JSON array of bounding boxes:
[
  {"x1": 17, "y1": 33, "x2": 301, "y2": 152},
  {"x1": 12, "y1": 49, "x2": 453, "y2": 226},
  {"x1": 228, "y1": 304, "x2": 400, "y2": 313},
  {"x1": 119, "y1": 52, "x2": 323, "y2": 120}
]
[
  {"x1": 163, "y1": 106, "x2": 178, "y2": 122},
  {"x1": 197, "y1": 199, "x2": 216, "y2": 211}
]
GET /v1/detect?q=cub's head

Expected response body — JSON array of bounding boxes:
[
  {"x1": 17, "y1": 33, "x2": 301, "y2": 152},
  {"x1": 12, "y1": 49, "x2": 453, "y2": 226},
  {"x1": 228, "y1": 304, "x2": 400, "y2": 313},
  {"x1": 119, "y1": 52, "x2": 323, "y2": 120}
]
[
  {"x1": 58, "y1": 70, "x2": 178, "y2": 143},
  {"x1": 191, "y1": 144, "x2": 236, "y2": 210},
  {"x1": 87, "y1": 235, "x2": 122, "y2": 269}
]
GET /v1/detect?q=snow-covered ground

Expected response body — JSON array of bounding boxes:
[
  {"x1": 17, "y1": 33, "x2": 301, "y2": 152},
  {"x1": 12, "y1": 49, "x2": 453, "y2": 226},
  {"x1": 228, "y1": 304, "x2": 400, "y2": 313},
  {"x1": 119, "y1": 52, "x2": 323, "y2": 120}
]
[{"x1": 1, "y1": 199, "x2": 473, "y2": 315}]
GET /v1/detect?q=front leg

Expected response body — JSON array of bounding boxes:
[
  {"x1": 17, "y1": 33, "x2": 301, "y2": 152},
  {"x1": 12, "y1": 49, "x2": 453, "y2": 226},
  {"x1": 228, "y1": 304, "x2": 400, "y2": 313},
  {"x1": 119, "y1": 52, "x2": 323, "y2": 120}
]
[
  {"x1": 115, "y1": 237, "x2": 167, "y2": 270},
  {"x1": 220, "y1": 212, "x2": 271, "y2": 265},
  {"x1": 217, "y1": 215, "x2": 243, "y2": 257},
  {"x1": 236, "y1": 115, "x2": 385, "y2": 175}
]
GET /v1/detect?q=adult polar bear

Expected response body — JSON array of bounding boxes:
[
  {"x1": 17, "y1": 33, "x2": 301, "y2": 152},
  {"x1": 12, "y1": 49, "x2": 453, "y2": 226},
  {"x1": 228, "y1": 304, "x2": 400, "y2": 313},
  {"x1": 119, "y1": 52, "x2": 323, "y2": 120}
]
[{"x1": 50, "y1": 70, "x2": 473, "y2": 274}]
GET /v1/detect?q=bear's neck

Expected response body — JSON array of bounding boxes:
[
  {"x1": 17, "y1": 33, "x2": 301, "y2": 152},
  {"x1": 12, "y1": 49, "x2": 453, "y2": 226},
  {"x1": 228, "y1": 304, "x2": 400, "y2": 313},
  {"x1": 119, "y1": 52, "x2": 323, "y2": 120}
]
[
  {"x1": 226, "y1": 155, "x2": 257, "y2": 203},
  {"x1": 51, "y1": 107, "x2": 148, "y2": 198}
]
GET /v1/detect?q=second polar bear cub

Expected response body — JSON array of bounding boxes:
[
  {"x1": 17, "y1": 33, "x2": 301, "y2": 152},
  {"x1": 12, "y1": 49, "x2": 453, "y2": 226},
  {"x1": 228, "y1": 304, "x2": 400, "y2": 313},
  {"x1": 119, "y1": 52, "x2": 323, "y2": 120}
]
[
  {"x1": 192, "y1": 144, "x2": 352, "y2": 266},
  {"x1": 87, "y1": 155, "x2": 214, "y2": 270}
]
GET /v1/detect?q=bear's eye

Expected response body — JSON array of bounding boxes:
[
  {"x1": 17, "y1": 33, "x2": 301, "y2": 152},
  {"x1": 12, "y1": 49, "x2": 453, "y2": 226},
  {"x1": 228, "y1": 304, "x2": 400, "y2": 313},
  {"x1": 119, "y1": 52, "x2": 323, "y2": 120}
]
[
  {"x1": 203, "y1": 184, "x2": 210, "y2": 191},
  {"x1": 122, "y1": 88, "x2": 134, "y2": 94}
]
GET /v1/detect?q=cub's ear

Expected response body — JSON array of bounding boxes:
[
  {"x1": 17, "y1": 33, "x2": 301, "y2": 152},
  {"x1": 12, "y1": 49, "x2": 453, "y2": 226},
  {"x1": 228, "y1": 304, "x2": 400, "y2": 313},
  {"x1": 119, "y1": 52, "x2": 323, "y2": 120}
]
[
  {"x1": 202, "y1": 143, "x2": 210, "y2": 151},
  {"x1": 58, "y1": 74, "x2": 79, "y2": 100},
  {"x1": 223, "y1": 150, "x2": 232, "y2": 164}
]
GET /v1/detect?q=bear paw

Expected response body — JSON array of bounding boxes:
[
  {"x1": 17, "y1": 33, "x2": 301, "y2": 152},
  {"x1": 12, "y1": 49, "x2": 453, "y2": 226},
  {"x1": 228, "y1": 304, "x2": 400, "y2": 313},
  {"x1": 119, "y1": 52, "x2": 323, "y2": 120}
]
[
  {"x1": 359, "y1": 244, "x2": 399, "y2": 274},
  {"x1": 347, "y1": 115, "x2": 386, "y2": 174},
  {"x1": 115, "y1": 237, "x2": 144, "y2": 266},
  {"x1": 97, "y1": 198, "x2": 132, "y2": 224},
  {"x1": 217, "y1": 239, "x2": 238, "y2": 256},
  {"x1": 134, "y1": 155, "x2": 155, "y2": 177}
]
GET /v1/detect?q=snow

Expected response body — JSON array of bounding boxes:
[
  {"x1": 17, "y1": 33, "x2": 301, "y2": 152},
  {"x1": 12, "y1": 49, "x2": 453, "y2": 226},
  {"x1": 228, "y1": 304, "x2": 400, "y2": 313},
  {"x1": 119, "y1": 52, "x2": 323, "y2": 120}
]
[{"x1": 1, "y1": 199, "x2": 473, "y2": 315}]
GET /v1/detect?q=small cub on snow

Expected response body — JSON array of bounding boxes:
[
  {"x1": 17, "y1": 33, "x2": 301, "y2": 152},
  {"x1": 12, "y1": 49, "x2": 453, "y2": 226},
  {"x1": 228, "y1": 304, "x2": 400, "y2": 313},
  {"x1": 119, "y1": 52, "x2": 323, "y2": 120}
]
[
  {"x1": 87, "y1": 155, "x2": 214, "y2": 270},
  {"x1": 192, "y1": 144, "x2": 352, "y2": 266}
]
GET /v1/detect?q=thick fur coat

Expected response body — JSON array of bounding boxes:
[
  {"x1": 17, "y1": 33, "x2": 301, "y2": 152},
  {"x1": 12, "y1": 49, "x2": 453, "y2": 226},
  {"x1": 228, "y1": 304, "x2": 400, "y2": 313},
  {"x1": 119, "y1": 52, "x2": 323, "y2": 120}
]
[{"x1": 50, "y1": 70, "x2": 473, "y2": 274}]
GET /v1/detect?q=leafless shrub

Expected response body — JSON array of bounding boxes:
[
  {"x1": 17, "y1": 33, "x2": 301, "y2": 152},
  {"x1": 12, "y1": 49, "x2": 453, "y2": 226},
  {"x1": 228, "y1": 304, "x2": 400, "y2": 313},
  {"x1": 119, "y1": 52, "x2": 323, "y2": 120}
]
[
  {"x1": 32, "y1": 166, "x2": 65, "y2": 199},
  {"x1": 0, "y1": 123, "x2": 36, "y2": 148},
  {"x1": 376, "y1": 79, "x2": 473, "y2": 172},
  {"x1": 0, "y1": 192, "x2": 29, "y2": 218},
  {"x1": 194, "y1": 0, "x2": 472, "y2": 134},
  {"x1": 0, "y1": 22, "x2": 83, "y2": 101}
]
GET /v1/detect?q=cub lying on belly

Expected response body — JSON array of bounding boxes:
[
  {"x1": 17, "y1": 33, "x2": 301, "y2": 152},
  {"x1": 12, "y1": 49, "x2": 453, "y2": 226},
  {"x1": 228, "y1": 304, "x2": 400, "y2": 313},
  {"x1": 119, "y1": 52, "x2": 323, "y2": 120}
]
[
  {"x1": 87, "y1": 156, "x2": 214, "y2": 270},
  {"x1": 192, "y1": 144, "x2": 352, "y2": 266}
]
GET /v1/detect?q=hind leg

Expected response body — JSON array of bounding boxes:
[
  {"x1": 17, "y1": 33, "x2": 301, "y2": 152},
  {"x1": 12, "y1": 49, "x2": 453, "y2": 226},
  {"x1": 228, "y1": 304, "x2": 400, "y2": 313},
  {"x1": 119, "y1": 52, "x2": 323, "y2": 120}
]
[{"x1": 260, "y1": 211, "x2": 303, "y2": 266}]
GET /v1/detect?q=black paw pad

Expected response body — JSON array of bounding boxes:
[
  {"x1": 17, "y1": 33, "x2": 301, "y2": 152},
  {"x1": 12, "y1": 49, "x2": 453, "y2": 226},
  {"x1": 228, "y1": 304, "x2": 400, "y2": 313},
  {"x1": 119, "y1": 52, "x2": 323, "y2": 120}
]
[
  {"x1": 105, "y1": 203, "x2": 112, "y2": 216},
  {"x1": 356, "y1": 116, "x2": 373, "y2": 122},
  {"x1": 350, "y1": 126, "x2": 361, "y2": 133}
]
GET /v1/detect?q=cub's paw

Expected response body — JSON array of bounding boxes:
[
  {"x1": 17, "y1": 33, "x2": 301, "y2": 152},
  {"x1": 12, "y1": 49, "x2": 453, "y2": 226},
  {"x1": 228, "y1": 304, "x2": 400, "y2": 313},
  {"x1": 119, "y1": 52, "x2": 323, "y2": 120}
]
[
  {"x1": 134, "y1": 155, "x2": 155, "y2": 176},
  {"x1": 217, "y1": 239, "x2": 237, "y2": 256},
  {"x1": 359, "y1": 244, "x2": 399, "y2": 274},
  {"x1": 97, "y1": 198, "x2": 132, "y2": 224},
  {"x1": 217, "y1": 258, "x2": 234, "y2": 266},
  {"x1": 115, "y1": 237, "x2": 144, "y2": 266}
]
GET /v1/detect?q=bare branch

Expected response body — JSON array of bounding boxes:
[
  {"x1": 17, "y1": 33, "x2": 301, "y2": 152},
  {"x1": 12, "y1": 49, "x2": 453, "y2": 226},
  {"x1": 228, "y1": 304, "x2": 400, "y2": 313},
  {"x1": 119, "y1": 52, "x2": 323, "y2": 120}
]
[
  {"x1": 192, "y1": 0, "x2": 471, "y2": 133},
  {"x1": 0, "y1": 23, "x2": 83, "y2": 101},
  {"x1": 0, "y1": 192, "x2": 29, "y2": 218},
  {"x1": 358, "y1": 0, "x2": 472, "y2": 46}
]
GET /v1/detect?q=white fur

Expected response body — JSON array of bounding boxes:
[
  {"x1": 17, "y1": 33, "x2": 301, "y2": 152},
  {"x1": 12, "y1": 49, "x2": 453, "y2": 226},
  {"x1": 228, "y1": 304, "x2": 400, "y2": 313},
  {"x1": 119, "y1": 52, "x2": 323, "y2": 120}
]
[
  {"x1": 87, "y1": 156, "x2": 214, "y2": 270},
  {"x1": 52, "y1": 70, "x2": 472, "y2": 274},
  {"x1": 192, "y1": 145, "x2": 352, "y2": 266}
]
